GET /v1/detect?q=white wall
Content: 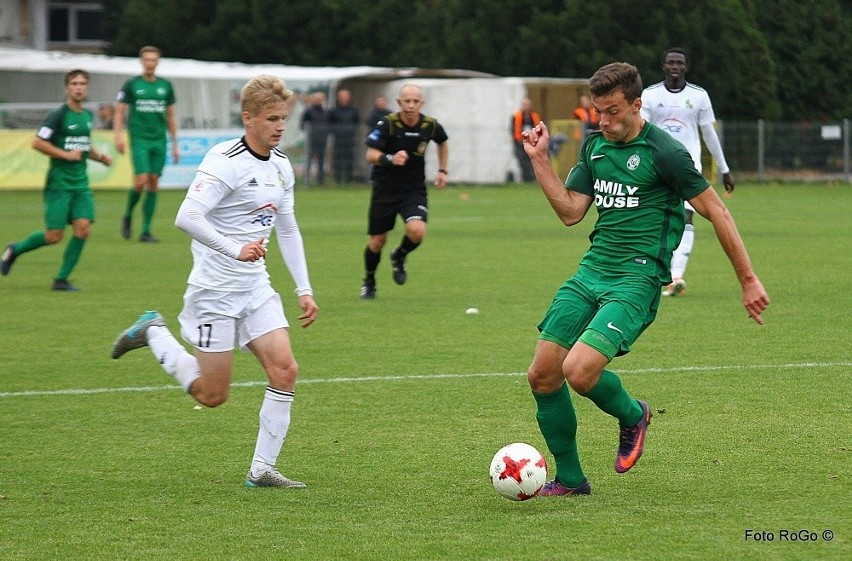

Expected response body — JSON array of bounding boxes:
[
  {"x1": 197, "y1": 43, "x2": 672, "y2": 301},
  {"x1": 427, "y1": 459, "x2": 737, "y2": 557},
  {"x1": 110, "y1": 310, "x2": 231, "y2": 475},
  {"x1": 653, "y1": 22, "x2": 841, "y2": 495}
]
[{"x1": 343, "y1": 77, "x2": 527, "y2": 184}]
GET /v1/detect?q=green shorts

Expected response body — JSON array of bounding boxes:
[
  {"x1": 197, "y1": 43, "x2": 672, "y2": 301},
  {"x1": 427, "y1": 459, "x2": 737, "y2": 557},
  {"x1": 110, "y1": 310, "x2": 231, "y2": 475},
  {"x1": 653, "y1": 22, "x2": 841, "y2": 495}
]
[
  {"x1": 537, "y1": 265, "x2": 661, "y2": 360},
  {"x1": 44, "y1": 188, "x2": 95, "y2": 230},
  {"x1": 130, "y1": 138, "x2": 167, "y2": 175}
]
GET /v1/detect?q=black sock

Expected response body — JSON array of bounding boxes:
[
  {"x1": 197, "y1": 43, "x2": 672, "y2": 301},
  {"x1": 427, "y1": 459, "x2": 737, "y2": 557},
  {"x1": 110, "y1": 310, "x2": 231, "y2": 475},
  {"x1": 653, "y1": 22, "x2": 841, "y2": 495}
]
[
  {"x1": 397, "y1": 235, "x2": 420, "y2": 257},
  {"x1": 364, "y1": 247, "x2": 380, "y2": 283}
]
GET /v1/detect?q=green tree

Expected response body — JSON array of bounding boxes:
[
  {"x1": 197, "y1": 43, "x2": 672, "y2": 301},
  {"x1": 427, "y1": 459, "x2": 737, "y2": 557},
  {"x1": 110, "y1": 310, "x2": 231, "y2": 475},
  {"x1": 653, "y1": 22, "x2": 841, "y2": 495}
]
[
  {"x1": 513, "y1": 0, "x2": 780, "y2": 119},
  {"x1": 651, "y1": 0, "x2": 781, "y2": 120},
  {"x1": 102, "y1": 0, "x2": 845, "y2": 121},
  {"x1": 752, "y1": 0, "x2": 852, "y2": 120},
  {"x1": 103, "y1": 0, "x2": 220, "y2": 59}
]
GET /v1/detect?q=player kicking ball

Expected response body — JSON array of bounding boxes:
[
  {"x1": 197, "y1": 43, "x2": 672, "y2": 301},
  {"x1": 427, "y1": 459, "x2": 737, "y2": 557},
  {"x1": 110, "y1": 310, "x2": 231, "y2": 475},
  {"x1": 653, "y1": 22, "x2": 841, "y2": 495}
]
[{"x1": 522, "y1": 62, "x2": 768, "y2": 497}]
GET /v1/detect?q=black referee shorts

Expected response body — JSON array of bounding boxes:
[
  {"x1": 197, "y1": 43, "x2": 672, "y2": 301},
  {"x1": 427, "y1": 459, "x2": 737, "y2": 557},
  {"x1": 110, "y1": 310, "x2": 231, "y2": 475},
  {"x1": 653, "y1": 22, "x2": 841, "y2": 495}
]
[{"x1": 367, "y1": 186, "x2": 428, "y2": 235}]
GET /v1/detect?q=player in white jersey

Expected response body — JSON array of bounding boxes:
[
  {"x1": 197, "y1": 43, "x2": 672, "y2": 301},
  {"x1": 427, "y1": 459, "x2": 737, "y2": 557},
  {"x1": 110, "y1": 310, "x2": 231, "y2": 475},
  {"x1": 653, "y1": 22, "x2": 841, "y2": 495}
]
[
  {"x1": 641, "y1": 48, "x2": 735, "y2": 296},
  {"x1": 111, "y1": 75, "x2": 319, "y2": 489}
]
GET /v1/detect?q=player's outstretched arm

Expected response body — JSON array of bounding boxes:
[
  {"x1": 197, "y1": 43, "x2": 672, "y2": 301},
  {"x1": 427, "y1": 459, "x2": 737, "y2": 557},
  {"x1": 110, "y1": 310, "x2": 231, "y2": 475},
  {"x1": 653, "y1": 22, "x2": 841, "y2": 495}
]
[{"x1": 689, "y1": 188, "x2": 770, "y2": 324}]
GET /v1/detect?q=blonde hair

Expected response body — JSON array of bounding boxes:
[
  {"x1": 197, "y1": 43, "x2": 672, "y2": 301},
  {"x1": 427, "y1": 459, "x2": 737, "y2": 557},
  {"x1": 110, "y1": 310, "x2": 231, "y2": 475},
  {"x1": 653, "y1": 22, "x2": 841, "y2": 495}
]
[
  {"x1": 139, "y1": 45, "x2": 161, "y2": 57},
  {"x1": 241, "y1": 75, "x2": 294, "y2": 116}
]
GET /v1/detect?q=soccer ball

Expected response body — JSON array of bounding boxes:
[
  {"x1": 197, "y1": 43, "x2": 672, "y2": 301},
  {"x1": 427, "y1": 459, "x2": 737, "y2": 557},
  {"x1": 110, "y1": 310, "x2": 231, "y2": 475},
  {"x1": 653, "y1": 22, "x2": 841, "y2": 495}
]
[{"x1": 489, "y1": 442, "x2": 548, "y2": 501}]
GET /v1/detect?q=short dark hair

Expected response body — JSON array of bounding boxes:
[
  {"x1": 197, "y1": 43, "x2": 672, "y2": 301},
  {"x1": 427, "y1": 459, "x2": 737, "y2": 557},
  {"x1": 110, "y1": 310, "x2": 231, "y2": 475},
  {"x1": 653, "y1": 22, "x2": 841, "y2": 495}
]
[
  {"x1": 64, "y1": 68, "x2": 90, "y2": 85},
  {"x1": 662, "y1": 47, "x2": 689, "y2": 66},
  {"x1": 589, "y1": 62, "x2": 643, "y2": 102}
]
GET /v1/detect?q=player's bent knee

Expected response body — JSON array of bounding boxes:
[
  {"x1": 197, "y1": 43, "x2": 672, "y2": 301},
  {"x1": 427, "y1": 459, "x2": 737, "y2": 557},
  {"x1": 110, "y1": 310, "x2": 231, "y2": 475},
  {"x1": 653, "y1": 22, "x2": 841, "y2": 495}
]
[
  {"x1": 527, "y1": 366, "x2": 562, "y2": 394},
  {"x1": 73, "y1": 226, "x2": 91, "y2": 239},
  {"x1": 563, "y1": 366, "x2": 599, "y2": 394},
  {"x1": 405, "y1": 223, "x2": 426, "y2": 242},
  {"x1": 189, "y1": 376, "x2": 232, "y2": 408},
  {"x1": 44, "y1": 230, "x2": 64, "y2": 244},
  {"x1": 195, "y1": 390, "x2": 229, "y2": 408}
]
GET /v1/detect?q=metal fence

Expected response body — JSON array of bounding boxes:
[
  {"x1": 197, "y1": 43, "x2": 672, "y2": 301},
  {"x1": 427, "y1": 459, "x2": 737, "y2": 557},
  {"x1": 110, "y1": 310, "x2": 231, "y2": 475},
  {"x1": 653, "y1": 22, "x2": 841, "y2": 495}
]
[{"x1": 721, "y1": 120, "x2": 850, "y2": 182}]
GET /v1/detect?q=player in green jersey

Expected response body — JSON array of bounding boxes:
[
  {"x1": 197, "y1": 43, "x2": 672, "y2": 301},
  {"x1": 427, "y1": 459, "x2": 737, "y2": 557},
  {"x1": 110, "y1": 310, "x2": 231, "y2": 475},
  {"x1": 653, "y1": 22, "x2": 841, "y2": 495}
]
[
  {"x1": 1, "y1": 69, "x2": 112, "y2": 291},
  {"x1": 114, "y1": 45, "x2": 179, "y2": 243},
  {"x1": 521, "y1": 62, "x2": 769, "y2": 497}
]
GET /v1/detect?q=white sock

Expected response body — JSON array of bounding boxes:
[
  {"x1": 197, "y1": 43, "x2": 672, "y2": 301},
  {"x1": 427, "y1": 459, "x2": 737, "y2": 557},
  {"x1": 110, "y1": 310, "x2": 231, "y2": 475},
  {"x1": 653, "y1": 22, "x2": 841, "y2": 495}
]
[
  {"x1": 670, "y1": 224, "x2": 694, "y2": 280},
  {"x1": 146, "y1": 326, "x2": 200, "y2": 393},
  {"x1": 250, "y1": 387, "x2": 294, "y2": 477}
]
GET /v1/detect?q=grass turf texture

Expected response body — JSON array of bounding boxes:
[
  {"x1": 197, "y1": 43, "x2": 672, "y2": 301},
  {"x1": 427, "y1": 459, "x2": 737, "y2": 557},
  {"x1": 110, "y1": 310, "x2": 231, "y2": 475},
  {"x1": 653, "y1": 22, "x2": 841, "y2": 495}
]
[{"x1": 0, "y1": 183, "x2": 849, "y2": 560}]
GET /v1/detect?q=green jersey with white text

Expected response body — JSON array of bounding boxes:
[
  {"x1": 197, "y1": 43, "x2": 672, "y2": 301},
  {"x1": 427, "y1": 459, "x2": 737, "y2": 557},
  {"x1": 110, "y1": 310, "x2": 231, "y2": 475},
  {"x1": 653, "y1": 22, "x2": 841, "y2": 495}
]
[
  {"x1": 37, "y1": 104, "x2": 95, "y2": 191},
  {"x1": 566, "y1": 122, "x2": 709, "y2": 283},
  {"x1": 117, "y1": 75, "x2": 175, "y2": 141}
]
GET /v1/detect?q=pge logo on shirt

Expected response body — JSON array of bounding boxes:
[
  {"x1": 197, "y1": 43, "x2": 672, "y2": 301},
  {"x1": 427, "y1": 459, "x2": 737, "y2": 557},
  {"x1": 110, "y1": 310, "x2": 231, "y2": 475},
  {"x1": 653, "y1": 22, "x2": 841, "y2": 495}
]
[
  {"x1": 662, "y1": 118, "x2": 688, "y2": 135},
  {"x1": 251, "y1": 213, "x2": 274, "y2": 227}
]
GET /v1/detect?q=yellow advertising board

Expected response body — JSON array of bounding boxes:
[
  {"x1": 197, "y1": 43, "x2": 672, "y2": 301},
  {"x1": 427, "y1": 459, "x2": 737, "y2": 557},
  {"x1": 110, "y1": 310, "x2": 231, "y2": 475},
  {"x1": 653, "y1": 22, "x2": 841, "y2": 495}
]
[
  {"x1": 548, "y1": 120, "x2": 583, "y2": 180},
  {"x1": 0, "y1": 130, "x2": 133, "y2": 190}
]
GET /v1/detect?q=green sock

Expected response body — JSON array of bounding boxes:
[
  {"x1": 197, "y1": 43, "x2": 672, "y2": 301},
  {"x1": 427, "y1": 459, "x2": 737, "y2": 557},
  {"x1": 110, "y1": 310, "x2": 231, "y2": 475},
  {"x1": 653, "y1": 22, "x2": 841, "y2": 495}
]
[
  {"x1": 125, "y1": 189, "x2": 142, "y2": 218},
  {"x1": 582, "y1": 369, "x2": 642, "y2": 426},
  {"x1": 142, "y1": 191, "x2": 157, "y2": 234},
  {"x1": 56, "y1": 236, "x2": 85, "y2": 281},
  {"x1": 14, "y1": 231, "x2": 48, "y2": 255},
  {"x1": 533, "y1": 382, "x2": 586, "y2": 487}
]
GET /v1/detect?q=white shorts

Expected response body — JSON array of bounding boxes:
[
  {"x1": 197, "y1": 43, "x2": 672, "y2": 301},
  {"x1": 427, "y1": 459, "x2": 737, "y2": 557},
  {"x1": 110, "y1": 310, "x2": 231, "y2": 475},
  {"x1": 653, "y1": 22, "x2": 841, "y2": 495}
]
[
  {"x1": 178, "y1": 284, "x2": 288, "y2": 353},
  {"x1": 684, "y1": 200, "x2": 695, "y2": 213}
]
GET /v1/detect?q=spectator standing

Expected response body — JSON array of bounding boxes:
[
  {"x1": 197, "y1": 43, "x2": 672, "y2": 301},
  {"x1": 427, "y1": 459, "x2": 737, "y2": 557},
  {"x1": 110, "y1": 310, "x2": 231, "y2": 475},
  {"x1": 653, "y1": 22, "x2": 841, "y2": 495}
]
[
  {"x1": 97, "y1": 103, "x2": 115, "y2": 130},
  {"x1": 573, "y1": 94, "x2": 600, "y2": 141},
  {"x1": 300, "y1": 91, "x2": 329, "y2": 185},
  {"x1": 510, "y1": 98, "x2": 540, "y2": 182},
  {"x1": 365, "y1": 95, "x2": 392, "y2": 128},
  {"x1": 329, "y1": 89, "x2": 360, "y2": 183}
]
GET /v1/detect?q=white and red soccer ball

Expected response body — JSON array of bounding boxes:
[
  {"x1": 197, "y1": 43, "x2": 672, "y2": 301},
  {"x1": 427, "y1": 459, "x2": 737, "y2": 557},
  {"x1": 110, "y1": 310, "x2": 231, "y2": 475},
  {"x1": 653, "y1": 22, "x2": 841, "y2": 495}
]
[{"x1": 489, "y1": 442, "x2": 548, "y2": 501}]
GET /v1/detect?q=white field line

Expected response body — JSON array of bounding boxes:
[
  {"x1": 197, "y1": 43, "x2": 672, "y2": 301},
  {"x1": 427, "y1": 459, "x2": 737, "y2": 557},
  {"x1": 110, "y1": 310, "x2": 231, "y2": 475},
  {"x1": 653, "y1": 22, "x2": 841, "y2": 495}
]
[{"x1": 1, "y1": 361, "x2": 849, "y2": 399}]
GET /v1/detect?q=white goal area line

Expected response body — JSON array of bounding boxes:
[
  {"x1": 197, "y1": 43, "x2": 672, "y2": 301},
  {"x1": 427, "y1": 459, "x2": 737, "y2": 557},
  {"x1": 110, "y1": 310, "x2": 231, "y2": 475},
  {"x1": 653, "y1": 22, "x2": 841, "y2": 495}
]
[{"x1": 1, "y1": 361, "x2": 849, "y2": 399}]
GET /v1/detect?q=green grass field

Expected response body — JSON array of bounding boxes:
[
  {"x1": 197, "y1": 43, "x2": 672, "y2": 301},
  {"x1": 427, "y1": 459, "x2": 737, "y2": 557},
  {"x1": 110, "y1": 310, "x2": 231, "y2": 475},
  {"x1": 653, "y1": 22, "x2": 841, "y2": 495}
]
[{"x1": 0, "y1": 182, "x2": 850, "y2": 560}]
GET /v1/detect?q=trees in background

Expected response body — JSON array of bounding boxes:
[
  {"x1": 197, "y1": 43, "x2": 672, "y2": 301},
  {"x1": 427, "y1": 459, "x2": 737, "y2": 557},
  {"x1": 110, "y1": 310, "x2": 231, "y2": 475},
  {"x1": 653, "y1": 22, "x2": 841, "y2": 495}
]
[
  {"x1": 751, "y1": 0, "x2": 852, "y2": 122},
  {"x1": 102, "y1": 0, "x2": 850, "y2": 120}
]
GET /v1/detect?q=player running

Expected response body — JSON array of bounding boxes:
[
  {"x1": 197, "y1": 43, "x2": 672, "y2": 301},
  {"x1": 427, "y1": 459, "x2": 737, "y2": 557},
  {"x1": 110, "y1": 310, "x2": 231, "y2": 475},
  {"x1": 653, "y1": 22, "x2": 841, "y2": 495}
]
[{"x1": 111, "y1": 75, "x2": 317, "y2": 489}]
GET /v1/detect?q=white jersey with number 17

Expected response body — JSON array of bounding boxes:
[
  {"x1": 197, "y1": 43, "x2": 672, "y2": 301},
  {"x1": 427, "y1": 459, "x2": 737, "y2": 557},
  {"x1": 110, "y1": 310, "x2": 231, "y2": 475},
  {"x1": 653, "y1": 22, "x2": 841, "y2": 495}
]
[{"x1": 183, "y1": 137, "x2": 295, "y2": 291}]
